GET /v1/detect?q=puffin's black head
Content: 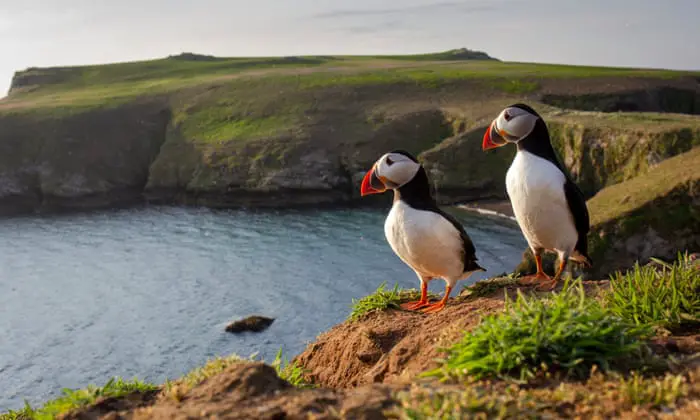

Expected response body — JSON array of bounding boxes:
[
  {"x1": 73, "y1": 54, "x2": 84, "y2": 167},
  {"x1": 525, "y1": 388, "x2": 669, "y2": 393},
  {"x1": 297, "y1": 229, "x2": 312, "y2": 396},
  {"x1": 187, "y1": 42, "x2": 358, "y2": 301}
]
[
  {"x1": 481, "y1": 103, "x2": 548, "y2": 151},
  {"x1": 360, "y1": 150, "x2": 423, "y2": 196}
]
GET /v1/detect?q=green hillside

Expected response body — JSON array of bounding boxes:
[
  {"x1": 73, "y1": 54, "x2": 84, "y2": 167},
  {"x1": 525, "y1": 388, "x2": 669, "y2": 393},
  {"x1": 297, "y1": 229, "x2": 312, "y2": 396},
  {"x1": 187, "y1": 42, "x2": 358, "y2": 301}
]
[{"x1": 3, "y1": 50, "x2": 697, "y2": 114}]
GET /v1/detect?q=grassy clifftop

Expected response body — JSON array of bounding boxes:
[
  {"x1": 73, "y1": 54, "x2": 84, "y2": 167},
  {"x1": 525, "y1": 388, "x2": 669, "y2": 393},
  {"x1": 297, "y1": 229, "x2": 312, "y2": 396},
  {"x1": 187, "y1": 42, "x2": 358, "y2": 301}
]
[
  {"x1": 586, "y1": 146, "x2": 700, "y2": 276},
  {"x1": 3, "y1": 50, "x2": 698, "y2": 114}
]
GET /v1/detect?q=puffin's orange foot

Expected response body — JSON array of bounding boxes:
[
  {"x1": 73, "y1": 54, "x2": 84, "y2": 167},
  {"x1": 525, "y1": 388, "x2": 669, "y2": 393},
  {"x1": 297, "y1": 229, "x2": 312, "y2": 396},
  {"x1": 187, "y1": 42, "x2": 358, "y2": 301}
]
[
  {"x1": 420, "y1": 300, "x2": 447, "y2": 314},
  {"x1": 400, "y1": 300, "x2": 430, "y2": 311},
  {"x1": 518, "y1": 272, "x2": 552, "y2": 286},
  {"x1": 536, "y1": 278, "x2": 558, "y2": 291}
]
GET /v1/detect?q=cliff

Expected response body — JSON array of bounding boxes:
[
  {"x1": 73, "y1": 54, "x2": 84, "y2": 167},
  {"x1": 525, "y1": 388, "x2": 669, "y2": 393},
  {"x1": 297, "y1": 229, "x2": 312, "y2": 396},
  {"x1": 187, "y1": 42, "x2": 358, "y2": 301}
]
[
  {"x1": 1, "y1": 54, "x2": 699, "y2": 216},
  {"x1": 586, "y1": 147, "x2": 700, "y2": 276}
]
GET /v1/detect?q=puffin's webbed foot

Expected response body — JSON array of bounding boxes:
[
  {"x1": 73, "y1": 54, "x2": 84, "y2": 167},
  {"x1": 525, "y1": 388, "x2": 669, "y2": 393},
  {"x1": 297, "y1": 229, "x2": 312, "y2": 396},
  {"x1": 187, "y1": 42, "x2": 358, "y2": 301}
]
[
  {"x1": 401, "y1": 279, "x2": 431, "y2": 311},
  {"x1": 535, "y1": 277, "x2": 558, "y2": 291},
  {"x1": 518, "y1": 251, "x2": 554, "y2": 288},
  {"x1": 419, "y1": 285, "x2": 453, "y2": 314},
  {"x1": 535, "y1": 257, "x2": 568, "y2": 290},
  {"x1": 400, "y1": 300, "x2": 430, "y2": 311},
  {"x1": 518, "y1": 271, "x2": 551, "y2": 285},
  {"x1": 420, "y1": 300, "x2": 446, "y2": 313}
]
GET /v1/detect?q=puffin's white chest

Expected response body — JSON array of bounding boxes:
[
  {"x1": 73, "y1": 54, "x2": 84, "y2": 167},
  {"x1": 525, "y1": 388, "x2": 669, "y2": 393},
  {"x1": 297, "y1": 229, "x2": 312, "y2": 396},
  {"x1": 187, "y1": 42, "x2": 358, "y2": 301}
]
[
  {"x1": 505, "y1": 151, "x2": 577, "y2": 253},
  {"x1": 384, "y1": 201, "x2": 465, "y2": 282}
]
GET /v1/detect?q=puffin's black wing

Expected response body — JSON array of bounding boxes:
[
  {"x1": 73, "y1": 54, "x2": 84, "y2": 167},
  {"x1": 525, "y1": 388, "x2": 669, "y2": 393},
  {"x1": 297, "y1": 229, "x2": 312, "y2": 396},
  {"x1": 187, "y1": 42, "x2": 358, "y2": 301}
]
[
  {"x1": 434, "y1": 208, "x2": 486, "y2": 273},
  {"x1": 563, "y1": 179, "x2": 592, "y2": 265}
]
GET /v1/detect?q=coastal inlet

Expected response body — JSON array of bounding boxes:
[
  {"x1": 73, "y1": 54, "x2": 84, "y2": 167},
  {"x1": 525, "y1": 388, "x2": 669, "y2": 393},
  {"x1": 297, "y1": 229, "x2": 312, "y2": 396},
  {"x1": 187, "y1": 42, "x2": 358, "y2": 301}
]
[{"x1": 0, "y1": 205, "x2": 526, "y2": 411}]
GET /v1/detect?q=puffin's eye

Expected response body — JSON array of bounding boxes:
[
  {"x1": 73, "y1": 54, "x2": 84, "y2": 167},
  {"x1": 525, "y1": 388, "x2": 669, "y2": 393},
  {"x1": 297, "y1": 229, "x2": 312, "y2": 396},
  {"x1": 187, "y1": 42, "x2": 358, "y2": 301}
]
[
  {"x1": 503, "y1": 111, "x2": 513, "y2": 122},
  {"x1": 386, "y1": 156, "x2": 394, "y2": 166}
]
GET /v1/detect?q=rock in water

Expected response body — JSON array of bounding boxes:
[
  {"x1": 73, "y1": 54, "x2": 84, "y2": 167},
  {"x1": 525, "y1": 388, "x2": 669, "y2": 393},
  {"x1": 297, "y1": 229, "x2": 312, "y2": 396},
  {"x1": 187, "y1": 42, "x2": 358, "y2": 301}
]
[{"x1": 225, "y1": 315, "x2": 275, "y2": 333}]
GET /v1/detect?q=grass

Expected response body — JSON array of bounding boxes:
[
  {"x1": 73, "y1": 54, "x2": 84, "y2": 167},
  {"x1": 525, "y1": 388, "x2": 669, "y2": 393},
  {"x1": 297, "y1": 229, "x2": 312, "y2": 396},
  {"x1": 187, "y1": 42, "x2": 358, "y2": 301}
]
[
  {"x1": 585, "y1": 147, "x2": 700, "y2": 270},
  {"x1": 349, "y1": 282, "x2": 436, "y2": 321},
  {"x1": 271, "y1": 349, "x2": 314, "y2": 389},
  {"x1": 587, "y1": 146, "x2": 700, "y2": 227},
  {"x1": 489, "y1": 79, "x2": 540, "y2": 94},
  {"x1": 392, "y1": 367, "x2": 693, "y2": 419},
  {"x1": 425, "y1": 280, "x2": 653, "y2": 381},
  {"x1": 167, "y1": 82, "x2": 311, "y2": 145},
  {"x1": 3, "y1": 52, "x2": 698, "y2": 114},
  {"x1": 621, "y1": 370, "x2": 687, "y2": 408},
  {"x1": 181, "y1": 112, "x2": 296, "y2": 144},
  {"x1": 0, "y1": 377, "x2": 157, "y2": 420},
  {"x1": 604, "y1": 253, "x2": 700, "y2": 332}
]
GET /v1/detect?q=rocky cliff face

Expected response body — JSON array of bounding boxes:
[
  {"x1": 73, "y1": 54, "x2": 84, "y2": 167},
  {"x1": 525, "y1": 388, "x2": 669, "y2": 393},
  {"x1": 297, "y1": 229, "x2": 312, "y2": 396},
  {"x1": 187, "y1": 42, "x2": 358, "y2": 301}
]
[
  {"x1": 1, "y1": 94, "x2": 699, "y2": 216},
  {"x1": 0, "y1": 101, "x2": 169, "y2": 214}
]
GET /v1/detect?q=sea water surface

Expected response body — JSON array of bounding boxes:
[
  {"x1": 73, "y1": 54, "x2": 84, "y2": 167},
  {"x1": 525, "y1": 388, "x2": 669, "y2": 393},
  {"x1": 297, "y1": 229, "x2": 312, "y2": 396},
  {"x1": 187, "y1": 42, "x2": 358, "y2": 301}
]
[{"x1": 0, "y1": 206, "x2": 526, "y2": 410}]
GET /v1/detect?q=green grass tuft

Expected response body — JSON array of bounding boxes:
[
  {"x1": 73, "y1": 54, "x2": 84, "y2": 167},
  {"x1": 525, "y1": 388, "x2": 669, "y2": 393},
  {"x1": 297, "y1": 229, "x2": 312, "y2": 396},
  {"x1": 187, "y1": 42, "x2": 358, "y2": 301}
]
[
  {"x1": 0, "y1": 377, "x2": 157, "y2": 420},
  {"x1": 603, "y1": 253, "x2": 700, "y2": 332},
  {"x1": 271, "y1": 349, "x2": 314, "y2": 389},
  {"x1": 621, "y1": 371, "x2": 687, "y2": 408},
  {"x1": 348, "y1": 282, "x2": 435, "y2": 321},
  {"x1": 426, "y1": 280, "x2": 652, "y2": 381}
]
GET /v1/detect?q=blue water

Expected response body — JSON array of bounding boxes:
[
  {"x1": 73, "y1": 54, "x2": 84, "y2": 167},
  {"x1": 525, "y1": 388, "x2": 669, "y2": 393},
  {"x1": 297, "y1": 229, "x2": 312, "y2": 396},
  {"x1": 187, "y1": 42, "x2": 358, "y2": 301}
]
[{"x1": 0, "y1": 206, "x2": 526, "y2": 410}]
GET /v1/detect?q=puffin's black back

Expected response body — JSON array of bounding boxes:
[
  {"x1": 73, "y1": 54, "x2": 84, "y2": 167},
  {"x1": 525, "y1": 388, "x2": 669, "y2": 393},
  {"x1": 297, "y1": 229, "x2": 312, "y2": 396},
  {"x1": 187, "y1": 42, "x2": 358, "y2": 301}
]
[
  {"x1": 390, "y1": 150, "x2": 485, "y2": 273},
  {"x1": 510, "y1": 105, "x2": 592, "y2": 264},
  {"x1": 511, "y1": 104, "x2": 566, "y2": 173}
]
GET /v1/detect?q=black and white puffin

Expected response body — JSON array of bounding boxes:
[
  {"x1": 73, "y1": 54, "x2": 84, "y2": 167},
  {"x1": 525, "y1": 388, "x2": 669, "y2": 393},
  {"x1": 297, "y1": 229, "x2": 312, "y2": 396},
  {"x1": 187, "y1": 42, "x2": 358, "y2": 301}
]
[
  {"x1": 482, "y1": 103, "x2": 592, "y2": 289},
  {"x1": 360, "y1": 150, "x2": 485, "y2": 313}
]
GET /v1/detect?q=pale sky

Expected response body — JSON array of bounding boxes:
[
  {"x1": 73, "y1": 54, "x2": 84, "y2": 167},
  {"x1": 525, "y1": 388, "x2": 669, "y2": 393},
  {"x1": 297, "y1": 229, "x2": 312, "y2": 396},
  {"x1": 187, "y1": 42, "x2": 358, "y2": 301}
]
[{"x1": 1, "y1": 0, "x2": 699, "y2": 96}]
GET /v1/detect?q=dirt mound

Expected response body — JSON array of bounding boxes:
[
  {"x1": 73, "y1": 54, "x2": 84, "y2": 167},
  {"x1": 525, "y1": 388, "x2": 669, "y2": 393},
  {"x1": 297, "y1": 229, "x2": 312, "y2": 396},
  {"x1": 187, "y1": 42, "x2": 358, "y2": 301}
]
[
  {"x1": 65, "y1": 363, "x2": 401, "y2": 420},
  {"x1": 295, "y1": 283, "x2": 526, "y2": 389}
]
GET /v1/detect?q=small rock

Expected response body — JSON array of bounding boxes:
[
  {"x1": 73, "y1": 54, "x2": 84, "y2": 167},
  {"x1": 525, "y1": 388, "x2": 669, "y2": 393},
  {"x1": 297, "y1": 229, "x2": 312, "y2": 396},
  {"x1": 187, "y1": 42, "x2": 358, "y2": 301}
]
[{"x1": 225, "y1": 315, "x2": 275, "y2": 334}]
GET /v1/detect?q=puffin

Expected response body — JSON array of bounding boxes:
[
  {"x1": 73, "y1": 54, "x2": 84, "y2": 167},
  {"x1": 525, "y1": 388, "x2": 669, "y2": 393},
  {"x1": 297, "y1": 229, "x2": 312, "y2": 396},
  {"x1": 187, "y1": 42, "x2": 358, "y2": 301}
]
[
  {"x1": 360, "y1": 150, "x2": 485, "y2": 313},
  {"x1": 481, "y1": 103, "x2": 592, "y2": 289}
]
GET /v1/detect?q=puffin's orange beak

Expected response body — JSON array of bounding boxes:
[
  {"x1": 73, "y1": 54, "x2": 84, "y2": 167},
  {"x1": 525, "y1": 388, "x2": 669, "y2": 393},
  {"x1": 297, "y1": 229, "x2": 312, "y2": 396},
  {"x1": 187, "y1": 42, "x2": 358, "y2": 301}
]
[
  {"x1": 482, "y1": 120, "x2": 508, "y2": 151},
  {"x1": 360, "y1": 164, "x2": 386, "y2": 196}
]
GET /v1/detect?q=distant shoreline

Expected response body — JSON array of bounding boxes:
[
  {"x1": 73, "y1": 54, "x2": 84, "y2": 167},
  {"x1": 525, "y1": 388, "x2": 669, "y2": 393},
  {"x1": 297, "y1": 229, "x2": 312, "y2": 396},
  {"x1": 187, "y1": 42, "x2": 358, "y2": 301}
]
[{"x1": 458, "y1": 200, "x2": 516, "y2": 221}]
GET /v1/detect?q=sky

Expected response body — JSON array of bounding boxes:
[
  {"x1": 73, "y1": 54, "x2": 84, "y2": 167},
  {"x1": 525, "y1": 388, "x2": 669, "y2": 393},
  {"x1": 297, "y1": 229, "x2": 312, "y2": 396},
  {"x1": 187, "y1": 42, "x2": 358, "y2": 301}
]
[{"x1": 1, "y1": 0, "x2": 699, "y2": 95}]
